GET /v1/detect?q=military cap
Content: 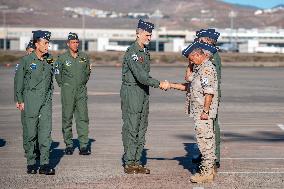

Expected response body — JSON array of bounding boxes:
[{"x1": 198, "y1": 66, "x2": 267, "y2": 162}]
[
  {"x1": 182, "y1": 41, "x2": 217, "y2": 58},
  {"x1": 32, "y1": 30, "x2": 51, "y2": 41},
  {"x1": 68, "y1": 32, "x2": 79, "y2": 40},
  {"x1": 196, "y1": 28, "x2": 220, "y2": 41},
  {"x1": 137, "y1": 19, "x2": 155, "y2": 33},
  {"x1": 26, "y1": 39, "x2": 35, "y2": 49}
]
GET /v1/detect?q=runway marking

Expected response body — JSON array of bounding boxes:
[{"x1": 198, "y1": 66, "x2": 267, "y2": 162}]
[
  {"x1": 53, "y1": 91, "x2": 119, "y2": 96},
  {"x1": 277, "y1": 124, "x2": 284, "y2": 131},
  {"x1": 222, "y1": 158, "x2": 284, "y2": 160},
  {"x1": 219, "y1": 171, "x2": 284, "y2": 174}
]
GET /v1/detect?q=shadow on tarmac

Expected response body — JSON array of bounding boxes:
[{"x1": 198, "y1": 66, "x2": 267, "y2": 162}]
[
  {"x1": 148, "y1": 143, "x2": 200, "y2": 174},
  {"x1": 0, "y1": 138, "x2": 6, "y2": 147},
  {"x1": 73, "y1": 138, "x2": 96, "y2": 152},
  {"x1": 49, "y1": 141, "x2": 64, "y2": 169},
  {"x1": 176, "y1": 131, "x2": 284, "y2": 143}
]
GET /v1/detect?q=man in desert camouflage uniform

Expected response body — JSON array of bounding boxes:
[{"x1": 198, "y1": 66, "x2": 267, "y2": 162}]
[
  {"x1": 185, "y1": 29, "x2": 221, "y2": 168},
  {"x1": 169, "y1": 41, "x2": 218, "y2": 183}
]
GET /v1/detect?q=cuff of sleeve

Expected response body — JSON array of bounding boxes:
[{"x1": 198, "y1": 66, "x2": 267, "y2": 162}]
[
  {"x1": 17, "y1": 96, "x2": 24, "y2": 103},
  {"x1": 153, "y1": 80, "x2": 160, "y2": 88},
  {"x1": 204, "y1": 88, "x2": 214, "y2": 95}
]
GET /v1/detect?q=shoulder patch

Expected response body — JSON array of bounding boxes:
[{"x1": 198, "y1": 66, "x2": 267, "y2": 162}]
[{"x1": 131, "y1": 54, "x2": 139, "y2": 61}]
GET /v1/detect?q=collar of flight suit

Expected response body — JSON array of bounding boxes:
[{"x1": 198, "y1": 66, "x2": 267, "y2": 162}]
[
  {"x1": 30, "y1": 51, "x2": 47, "y2": 61},
  {"x1": 67, "y1": 49, "x2": 82, "y2": 59},
  {"x1": 134, "y1": 41, "x2": 147, "y2": 52}
]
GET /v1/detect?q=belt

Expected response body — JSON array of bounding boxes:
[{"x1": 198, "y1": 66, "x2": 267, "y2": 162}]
[{"x1": 122, "y1": 82, "x2": 137, "y2": 86}]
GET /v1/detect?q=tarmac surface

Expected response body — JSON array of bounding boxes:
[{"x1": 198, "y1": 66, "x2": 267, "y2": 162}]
[{"x1": 0, "y1": 66, "x2": 284, "y2": 189}]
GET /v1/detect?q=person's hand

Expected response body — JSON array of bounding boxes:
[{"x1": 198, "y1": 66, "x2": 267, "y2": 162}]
[
  {"x1": 16, "y1": 102, "x2": 24, "y2": 111},
  {"x1": 200, "y1": 111, "x2": 209, "y2": 120},
  {"x1": 159, "y1": 80, "x2": 170, "y2": 91},
  {"x1": 16, "y1": 102, "x2": 20, "y2": 110}
]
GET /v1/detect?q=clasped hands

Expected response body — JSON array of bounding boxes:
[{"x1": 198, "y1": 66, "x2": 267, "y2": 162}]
[{"x1": 159, "y1": 80, "x2": 171, "y2": 91}]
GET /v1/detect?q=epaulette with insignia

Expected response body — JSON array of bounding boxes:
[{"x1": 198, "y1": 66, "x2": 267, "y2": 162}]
[
  {"x1": 46, "y1": 58, "x2": 54, "y2": 64},
  {"x1": 80, "y1": 57, "x2": 87, "y2": 62}
]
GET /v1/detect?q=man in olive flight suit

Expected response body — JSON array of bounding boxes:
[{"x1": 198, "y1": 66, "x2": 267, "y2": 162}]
[
  {"x1": 120, "y1": 19, "x2": 169, "y2": 174},
  {"x1": 14, "y1": 30, "x2": 55, "y2": 175},
  {"x1": 55, "y1": 32, "x2": 91, "y2": 156}
]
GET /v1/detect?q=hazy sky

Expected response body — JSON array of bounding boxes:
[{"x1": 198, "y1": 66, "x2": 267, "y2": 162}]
[{"x1": 221, "y1": 0, "x2": 283, "y2": 9}]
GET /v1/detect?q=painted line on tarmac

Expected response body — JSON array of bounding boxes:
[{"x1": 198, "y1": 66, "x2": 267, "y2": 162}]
[
  {"x1": 53, "y1": 91, "x2": 119, "y2": 95},
  {"x1": 219, "y1": 171, "x2": 284, "y2": 174},
  {"x1": 222, "y1": 158, "x2": 284, "y2": 160},
  {"x1": 277, "y1": 124, "x2": 284, "y2": 131}
]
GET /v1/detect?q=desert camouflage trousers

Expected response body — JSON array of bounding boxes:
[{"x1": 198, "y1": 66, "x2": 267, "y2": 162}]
[{"x1": 194, "y1": 118, "x2": 216, "y2": 169}]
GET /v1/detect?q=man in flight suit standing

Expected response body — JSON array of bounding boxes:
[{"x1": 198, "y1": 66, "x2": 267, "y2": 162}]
[
  {"x1": 55, "y1": 32, "x2": 91, "y2": 155},
  {"x1": 120, "y1": 19, "x2": 169, "y2": 174},
  {"x1": 14, "y1": 30, "x2": 55, "y2": 175}
]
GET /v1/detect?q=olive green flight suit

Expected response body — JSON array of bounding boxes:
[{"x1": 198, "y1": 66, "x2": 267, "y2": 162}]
[
  {"x1": 14, "y1": 52, "x2": 54, "y2": 166},
  {"x1": 211, "y1": 52, "x2": 221, "y2": 164},
  {"x1": 14, "y1": 63, "x2": 28, "y2": 153},
  {"x1": 55, "y1": 51, "x2": 91, "y2": 149},
  {"x1": 120, "y1": 41, "x2": 160, "y2": 166}
]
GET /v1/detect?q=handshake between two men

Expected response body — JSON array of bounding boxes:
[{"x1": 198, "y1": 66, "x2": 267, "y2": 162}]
[{"x1": 159, "y1": 80, "x2": 188, "y2": 91}]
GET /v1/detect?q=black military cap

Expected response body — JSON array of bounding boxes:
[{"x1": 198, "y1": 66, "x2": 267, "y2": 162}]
[
  {"x1": 26, "y1": 39, "x2": 35, "y2": 49},
  {"x1": 68, "y1": 32, "x2": 79, "y2": 40},
  {"x1": 32, "y1": 30, "x2": 51, "y2": 41},
  {"x1": 182, "y1": 41, "x2": 217, "y2": 58},
  {"x1": 137, "y1": 19, "x2": 155, "y2": 33}
]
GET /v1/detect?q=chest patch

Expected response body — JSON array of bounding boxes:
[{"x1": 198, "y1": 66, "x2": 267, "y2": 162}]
[
  {"x1": 139, "y1": 56, "x2": 144, "y2": 63},
  {"x1": 30, "y1": 63, "x2": 37, "y2": 70},
  {"x1": 65, "y1": 60, "x2": 72, "y2": 66}
]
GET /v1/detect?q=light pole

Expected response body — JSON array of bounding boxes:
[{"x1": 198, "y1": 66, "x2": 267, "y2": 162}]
[
  {"x1": 2, "y1": 10, "x2": 7, "y2": 51},
  {"x1": 82, "y1": 9, "x2": 86, "y2": 52},
  {"x1": 228, "y1": 10, "x2": 237, "y2": 45},
  {"x1": 152, "y1": 9, "x2": 163, "y2": 52}
]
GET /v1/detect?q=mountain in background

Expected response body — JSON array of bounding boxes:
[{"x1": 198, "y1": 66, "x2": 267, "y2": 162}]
[{"x1": 0, "y1": 0, "x2": 283, "y2": 29}]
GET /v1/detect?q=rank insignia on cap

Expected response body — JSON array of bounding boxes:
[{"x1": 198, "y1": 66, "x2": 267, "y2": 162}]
[
  {"x1": 196, "y1": 28, "x2": 220, "y2": 41},
  {"x1": 68, "y1": 32, "x2": 79, "y2": 40},
  {"x1": 32, "y1": 30, "x2": 51, "y2": 41},
  {"x1": 182, "y1": 41, "x2": 218, "y2": 58},
  {"x1": 137, "y1": 19, "x2": 155, "y2": 33}
]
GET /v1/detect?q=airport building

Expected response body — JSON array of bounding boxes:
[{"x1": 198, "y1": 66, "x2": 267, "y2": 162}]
[{"x1": 0, "y1": 27, "x2": 284, "y2": 53}]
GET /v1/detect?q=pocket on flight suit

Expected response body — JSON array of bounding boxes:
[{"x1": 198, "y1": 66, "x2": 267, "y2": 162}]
[
  {"x1": 24, "y1": 90, "x2": 43, "y2": 117},
  {"x1": 122, "y1": 87, "x2": 144, "y2": 114},
  {"x1": 61, "y1": 83, "x2": 75, "y2": 106}
]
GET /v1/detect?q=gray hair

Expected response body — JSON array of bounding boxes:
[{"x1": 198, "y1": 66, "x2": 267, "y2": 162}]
[{"x1": 136, "y1": 28, "x2": 144, "y2": 35}]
